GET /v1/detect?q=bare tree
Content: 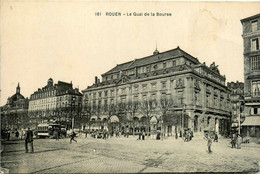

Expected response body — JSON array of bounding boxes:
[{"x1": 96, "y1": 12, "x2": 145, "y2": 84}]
[
  {"x1": 138, "y1": 99, "x2": 157, "y2": 135},
  {"x1": 125, "y1": 101, "x2": 139, "y2": 135},
  {"x1": 158, "y1": 95, "x2": 183, "y2": 136},
  {"x1": 107, "y1": 103, "x2": 117, "y2": 117}
]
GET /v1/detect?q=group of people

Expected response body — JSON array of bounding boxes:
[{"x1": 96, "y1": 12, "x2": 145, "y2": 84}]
[
  {"x1": 137, "y1": 130, "x2": 146, "y2": 140},
  {"x1": 230, "y1": 133, "x2": 242, "y2": 149},
  {"x1": 1, "y1": 128, "x2": 26, "y2": 141},
  {"x1": 182, "y1": 129, "x2": 194, "y2": 142},
  {"x1": 84, "y1": 128, "x2": 132, "y2": 139}
]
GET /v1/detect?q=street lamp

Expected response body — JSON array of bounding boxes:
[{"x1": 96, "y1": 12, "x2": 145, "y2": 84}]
[
  {"x1": 238, "y1": 99, "x2": 245, "y2": 135},
  {"x1": 182, "y1": 104, "x2": 186, "y2": 130}
]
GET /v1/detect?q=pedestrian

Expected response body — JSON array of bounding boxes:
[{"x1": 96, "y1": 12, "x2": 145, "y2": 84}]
[
  {"x1": 183, "y1": 130, "x2": 186, "y2": 141},
  {"x1": 15, "y1": 130, "x2": 20, "y2": 140},
  {"x1": 156, "y1": 130, "x2": 160, "y2": 140},
  {"x1": 126, "y1": 128, "x2": 129, "y2": 138},
  {"x1": 188, "y1": 131, "x2": 191, "y2": 141},
  {"x1": 7, "y1": 130, "x2": 10, "y2": 141},
  {"x1": 231, "y1": 133, "x2": 236, "y2": 148},
  {"x1": 85, "y1": 130, "x2": 88, "y2": 138},
  {"x1": 54, "y1": 129, "x2": 59, "y2": 141},
  {"x1": 116, "y1": 130, "x2": 120, "y2": 138},
  {"x1": 214, "y1": 132, "x2": 218, "y2": 142},
  {"x1": 142, "y1": 130, "x2": 145, "y2": 140},
  {"x1": 20, "y1": 128, "x2": 24, "y2": 140},
  {"x1": 70, "y1": 131, "x2": 77, "y2": 143},
  {"x1": 175, "y1": 131, "x2": 178, "y2": 139},
  {"x1": 236, "y1": 134, "x2": 242, "y2": 149},
  {"x1": 207, "y1": 134, "x2": 213, "y2": 153},
  {"x1": 137, "y1": 132, "x2": 141, "y2": 140},
  {"x1": 185, "y1": 131, "x2": 189, "y2": 142},
  {"x1": 58, "y1": 129, "x2": 61, "y2": 139},
  {"x1": 25, "y1": 128, "x2": 34, "y2": 153}
]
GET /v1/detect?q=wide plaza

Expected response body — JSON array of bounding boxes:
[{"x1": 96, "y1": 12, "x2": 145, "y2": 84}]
[{"x1": 1, "y1": 135, "x2": 260, "y2": 173}]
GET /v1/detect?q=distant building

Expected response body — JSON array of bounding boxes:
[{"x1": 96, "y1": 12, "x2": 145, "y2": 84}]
[
  {"x1": 28, "y1": 78, "x2": 82, "y2": 129},
  {"x1": 241, "y1": 13, "x2": 260, "y2": 137},
  {"x1": 227, "y1": 81, "x2": 244, "y2": 128},
  {"x1": 82, "y1": 47, "x2": 231, "y2": 136},
  {"x1": 1, "y1": 83, "x2": 29, "y2": 129}
]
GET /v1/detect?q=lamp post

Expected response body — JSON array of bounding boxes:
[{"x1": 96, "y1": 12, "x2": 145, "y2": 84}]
[
  {"x1": 238, "y1": 99, "x2": 245, "y2": 135},
  {"x1": 70, "y1": 96, "x2": 76, "y2": 131},
  {"x1": 182, "y1": 104, "x2": 186, "y2": 130}
]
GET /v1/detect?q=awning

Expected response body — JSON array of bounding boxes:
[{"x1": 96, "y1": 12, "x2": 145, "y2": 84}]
[
  {"x1": 241, "y1": 116, "x2": 260, "y2": 126},
  {"x1": 150, "y1": 116, "x2": 158, "y2": 123},
  {"x1": 100, "y1": 115, "x2": 108, "y2": 121},
  {"x1": 110, "y1": 115, "x2": 119, "y2": 123},
  {"x1": 133, "y1": 114, "x2": 145, "y2": 120},
  {"x1": 90, "y1": 115, "x2": 98, "y2": 121}
]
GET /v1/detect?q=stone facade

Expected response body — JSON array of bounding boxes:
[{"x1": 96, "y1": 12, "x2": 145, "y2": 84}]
[
  {"x1": 82, "y1": 47, "x2": 231, "y2": 135},
  {"x1": 227, "y1": 81, "x2": 244, "y2": 127},
  {"x1": 1, "y1": 83, "x2": 29, "y2": 129},
  {"x1": 28, "y1": 78, "x2": 82, "y2": 129},
  {"x1": 241, "y1": 14, "x2": 260, "y2": 137}
]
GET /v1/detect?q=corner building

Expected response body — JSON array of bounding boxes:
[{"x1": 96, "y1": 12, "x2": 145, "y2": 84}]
[
  {"x1": 82, "y1": 47, "x2": 231, "y2": 135},
  {"x1": 227, "y1": 81, "x2": 244, "y2": 129},
  {"x1": 28, "y1": 78, "x2": 82, "y2": 129},
  {"x1": 241, "y1": 14, "x2": 260, "y2": 137}
]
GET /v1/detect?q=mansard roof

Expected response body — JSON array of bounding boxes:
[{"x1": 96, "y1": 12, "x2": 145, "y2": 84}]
[{"x1": 102, "y1": 47, "x2": 200, "y2": 76}]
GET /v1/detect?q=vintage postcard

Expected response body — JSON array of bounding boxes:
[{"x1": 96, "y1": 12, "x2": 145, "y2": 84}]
[{"x1": 1, "y1": 1, "x2": 260, "y2": 173}]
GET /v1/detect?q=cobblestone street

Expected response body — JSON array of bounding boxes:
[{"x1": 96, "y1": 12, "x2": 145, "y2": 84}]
[{"x1": 1, "y1": 135, "x2": 260, "y2": 173}]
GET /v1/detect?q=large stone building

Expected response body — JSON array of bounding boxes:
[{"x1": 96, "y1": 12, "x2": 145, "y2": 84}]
[
  {"x1": 28, "y1": 78, "x2": 82, "y2": 129},
  {"x1": 82, "y1": 47, "x2": 231, "y2": 136},
  {"x1": 241, "y1": 14, "x2": 260, "y2": 137},
  {"x1": 1, "y1": 83, "x2": 29, "y2": 129}
]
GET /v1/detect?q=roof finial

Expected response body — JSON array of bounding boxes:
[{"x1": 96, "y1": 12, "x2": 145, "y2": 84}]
[
  {"x1": 153, "y1": 40, "x2": 159, "y2": 55},
  {"x1": 16, "y1": 82, "x2": 20, "y2": 94}
]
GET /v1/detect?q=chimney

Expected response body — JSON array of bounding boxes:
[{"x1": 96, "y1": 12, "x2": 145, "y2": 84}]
[{"x1": 95, "y1": 76, "x2": 98, "y2": 84}]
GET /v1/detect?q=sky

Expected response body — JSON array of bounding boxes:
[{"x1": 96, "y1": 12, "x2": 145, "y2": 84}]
[{"x1": 1, "y1": 1, "x2": 260, "y2": 105}]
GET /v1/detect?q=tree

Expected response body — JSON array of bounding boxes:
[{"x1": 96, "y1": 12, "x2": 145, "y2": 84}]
[
  {"x1": 116, "y1": 102, "x2": 128, "y2": 123},
  {"x1": 126, "y1": 101, "x2": 139, "y2": 135},
  {"x1": 159, "y1": 96, "x2": 176, "y2": 120},
  {"x1": 138, "y1": 99, "x2": 157, "y2": 135}
]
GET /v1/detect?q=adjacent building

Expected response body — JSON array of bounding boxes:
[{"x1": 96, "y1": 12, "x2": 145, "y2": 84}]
[
  {"x1": 82, "y1": 47, "x2": 231, "y2": 136},
  {"x1": 227, "y1": 81, "x2": 244, "y2": 129},
  {"x1": 1, "y1": 83, "x2": 29, "y2": 129},
  {"x1": 241, "y1": 14, "x2": 260, "y2": 137},
  {"x1": 28, "y1": 78, "x2": 82, "y2": 129}
]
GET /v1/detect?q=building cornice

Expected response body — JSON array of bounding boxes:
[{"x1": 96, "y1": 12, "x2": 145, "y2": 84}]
[{"x1": 83, "y1": 68, "x2": 228, "y2": 93}]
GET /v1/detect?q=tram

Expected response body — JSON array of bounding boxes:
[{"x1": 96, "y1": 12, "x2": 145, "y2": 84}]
[{"x1": 37, "y1": 123, "x2": 61, "y2": 138}]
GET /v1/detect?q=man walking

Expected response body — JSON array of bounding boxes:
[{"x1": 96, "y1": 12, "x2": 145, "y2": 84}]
[
  {"x1": 70, "y1": 131, "x2": 77, "y2": 143},
  {"x1": 142, "y1": 130, "x2": 145, "y2": 140},
  {"x1": 25, "y1": 128, "x2": 34, "y2": 153},
  {"x1": 15, "y1": 130, "x2": 20, "y2": 140},
  {"x1": 207, "y1": 134, "x2": 213, "y2": 153},
  {"x1": 231, "y1": 133, "x2": 236, "y2": 148},
  {"x1": 214, "y1": 132, "x2": 218, "y2": 142}
]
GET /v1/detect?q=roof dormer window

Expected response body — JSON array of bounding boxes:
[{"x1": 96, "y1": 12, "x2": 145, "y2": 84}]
[{"x1": 252, "y1": 20, "x2": 258, "y2": 32}]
